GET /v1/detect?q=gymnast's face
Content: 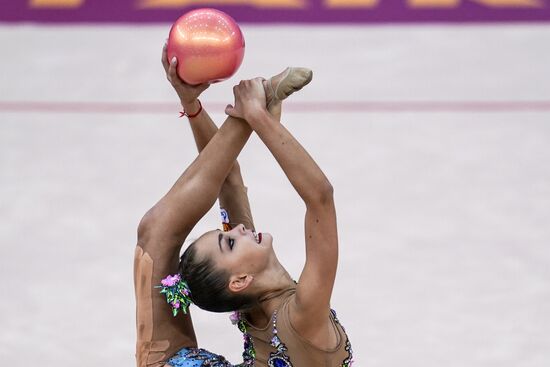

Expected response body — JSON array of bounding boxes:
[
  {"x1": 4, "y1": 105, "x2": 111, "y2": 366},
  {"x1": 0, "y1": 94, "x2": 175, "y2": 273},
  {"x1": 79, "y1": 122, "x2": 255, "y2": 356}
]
[{"x1": 195, "y1": 225, "x2": 274, "y2": 285}]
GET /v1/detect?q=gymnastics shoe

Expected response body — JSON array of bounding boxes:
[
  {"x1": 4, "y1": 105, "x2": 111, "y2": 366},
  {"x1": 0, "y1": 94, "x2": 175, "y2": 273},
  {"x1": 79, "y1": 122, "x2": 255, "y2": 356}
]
[{"x1": 265, "y1": 67, "x2": 313, "y2": 109}]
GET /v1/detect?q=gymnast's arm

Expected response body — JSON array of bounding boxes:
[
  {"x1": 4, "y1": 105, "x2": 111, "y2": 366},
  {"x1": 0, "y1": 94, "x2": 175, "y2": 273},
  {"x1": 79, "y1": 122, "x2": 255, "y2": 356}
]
[
  {"x1": 188, "y1": 114, "x2": 255, "y2": 231},
  {"x1": 162, "y1": 45, "x2": 254, "y2": 231},
  {"x1": 226, "y1": 79, "x2": 337, "y2": 330},
  {"x1": 137, "y1": 51, "x2": 252, "y2": 254}
]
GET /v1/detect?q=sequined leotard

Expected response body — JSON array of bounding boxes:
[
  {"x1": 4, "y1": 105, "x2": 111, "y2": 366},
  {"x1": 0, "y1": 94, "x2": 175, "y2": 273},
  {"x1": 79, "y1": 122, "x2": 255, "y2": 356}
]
[{"x1": 165, "y1": 287, "x2": 353, "y2": 367}]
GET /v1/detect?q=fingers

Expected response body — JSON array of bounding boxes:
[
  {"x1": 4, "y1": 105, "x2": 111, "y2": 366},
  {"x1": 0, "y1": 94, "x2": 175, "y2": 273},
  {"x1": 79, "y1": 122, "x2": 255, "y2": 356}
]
[
  {"x1": 227, "y1": 79, "x2": 267, "y2": 121},
  {"x1": 236, "y1": 78, "x2": 265, "y2": 92},
  {"x1": 162, "y1": 40, "x2": 181, "y2": 86},
  {"x1": 232, "y1": 78, "x2": 266, "y2": 103},
  {"x1": 197, "y1": 83, "x2": 210, "y2": 94},
  {"x1": 161, "y1": 41, "x2": 170, "y2": 74},
  {"x1": 167, "y1": 56, "x2": 180, "y2": 84},
  {"x1": 225, "y1": 104, "x2": 235, "y2": 116},
  {"x1": 225, "y1": 104, "x2": 243, "y2": 119},
  {"x1": 252, "y1": 77, "x2": 266, "y2": 98}
]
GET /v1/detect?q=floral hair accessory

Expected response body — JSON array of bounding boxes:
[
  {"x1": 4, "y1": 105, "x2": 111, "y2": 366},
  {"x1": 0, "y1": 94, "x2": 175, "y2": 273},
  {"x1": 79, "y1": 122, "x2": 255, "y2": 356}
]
[
  {"x1": 229, "y1": 311, "x2": 241, "y2": 325},
  {"x1": 156, "y1": 273, "x2": 192, "y2": 317}
]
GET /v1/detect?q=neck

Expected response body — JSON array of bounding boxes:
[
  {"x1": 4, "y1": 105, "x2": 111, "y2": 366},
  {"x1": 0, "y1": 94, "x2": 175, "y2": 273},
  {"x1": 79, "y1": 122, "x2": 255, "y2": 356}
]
[{"x1": 245, "y1": 264, "x2": 295, "y2": 326}]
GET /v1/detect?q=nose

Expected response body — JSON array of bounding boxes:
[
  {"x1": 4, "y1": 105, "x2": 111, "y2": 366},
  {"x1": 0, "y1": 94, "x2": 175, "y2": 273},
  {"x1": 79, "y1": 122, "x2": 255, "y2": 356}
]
[{"x1": 236, "y1": 224, "x2": 246, "y2": 234}]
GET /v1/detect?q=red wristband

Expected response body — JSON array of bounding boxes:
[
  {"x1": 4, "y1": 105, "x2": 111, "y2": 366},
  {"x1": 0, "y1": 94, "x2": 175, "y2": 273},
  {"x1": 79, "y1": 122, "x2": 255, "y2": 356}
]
[{"x1": 179, "y1": 99, "x2": 202, "y2": 118}]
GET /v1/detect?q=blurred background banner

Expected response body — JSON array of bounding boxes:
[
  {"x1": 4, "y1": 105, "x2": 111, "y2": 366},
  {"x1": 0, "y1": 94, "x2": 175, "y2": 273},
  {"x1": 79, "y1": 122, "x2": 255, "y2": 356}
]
[{"x1": 1, "y1": 0, "x2": 550, "y2": 23}]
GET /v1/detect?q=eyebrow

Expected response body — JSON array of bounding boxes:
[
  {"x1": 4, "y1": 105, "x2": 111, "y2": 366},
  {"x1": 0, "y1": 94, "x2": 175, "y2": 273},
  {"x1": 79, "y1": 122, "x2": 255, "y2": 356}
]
[{"x1": 218, "y1": 233, "x2": 223, "y2": 252}]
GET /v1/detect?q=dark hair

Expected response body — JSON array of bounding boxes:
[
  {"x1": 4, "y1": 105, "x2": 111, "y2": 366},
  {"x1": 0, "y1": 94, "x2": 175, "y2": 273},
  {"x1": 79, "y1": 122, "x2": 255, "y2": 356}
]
[{"x1": 178, "y1": 241, "x2": 255, "y2": 312}]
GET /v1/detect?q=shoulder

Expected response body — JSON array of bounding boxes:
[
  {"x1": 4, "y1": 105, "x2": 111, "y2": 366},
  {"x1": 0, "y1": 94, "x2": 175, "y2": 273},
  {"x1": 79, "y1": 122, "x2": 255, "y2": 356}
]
[{"x1": 286, "y1": 296, "x2": 337, "y2": 349}]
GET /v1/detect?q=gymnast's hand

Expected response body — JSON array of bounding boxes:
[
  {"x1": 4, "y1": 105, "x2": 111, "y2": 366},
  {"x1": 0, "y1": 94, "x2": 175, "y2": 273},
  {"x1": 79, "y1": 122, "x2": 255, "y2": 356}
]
[
  {"x1": 225, "y1": 78, "x2": 268, "y2": 123},
  {"x1": 162, "y1": 43, "x2": 210, "y2": 105}
]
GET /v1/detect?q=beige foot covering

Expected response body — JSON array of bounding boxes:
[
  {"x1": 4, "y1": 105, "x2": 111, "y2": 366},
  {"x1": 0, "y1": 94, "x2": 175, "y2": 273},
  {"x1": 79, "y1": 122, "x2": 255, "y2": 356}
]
[{"x1": 265, "y1": 67, "x2": 313, "y2": 109}]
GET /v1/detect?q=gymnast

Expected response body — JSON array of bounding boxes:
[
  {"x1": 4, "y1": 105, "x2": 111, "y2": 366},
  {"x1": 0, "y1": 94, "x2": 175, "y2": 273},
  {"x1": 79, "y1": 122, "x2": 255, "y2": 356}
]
[{"x1": 133, "y1": 43, "x2": 353, "y2": 367}]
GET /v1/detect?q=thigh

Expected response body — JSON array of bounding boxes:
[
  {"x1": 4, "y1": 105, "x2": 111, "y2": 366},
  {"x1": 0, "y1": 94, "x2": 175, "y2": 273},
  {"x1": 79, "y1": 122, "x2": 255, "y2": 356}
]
[{"x1": 134, "y1": 243, "x2": 197, "y2": 367}]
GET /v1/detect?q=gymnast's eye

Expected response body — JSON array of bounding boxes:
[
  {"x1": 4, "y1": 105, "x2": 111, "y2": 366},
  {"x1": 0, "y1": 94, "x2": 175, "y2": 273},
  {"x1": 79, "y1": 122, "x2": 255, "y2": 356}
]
[{"x1": 228, "y1": 238, "x2": 235, "y2": 250}]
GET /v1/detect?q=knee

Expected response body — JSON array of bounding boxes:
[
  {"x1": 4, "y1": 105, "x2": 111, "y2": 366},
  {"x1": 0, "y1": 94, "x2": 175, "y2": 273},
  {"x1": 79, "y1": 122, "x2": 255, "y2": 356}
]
[
  {"x1": 137, "y1": 212, "x2": 152, "y2": 243},
  {"x1": 136, "y1": 206, "x2": 183, "y2": 254},
  {"x1": 137, "y1": 207, "x2": 159, "y2": 245}
]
